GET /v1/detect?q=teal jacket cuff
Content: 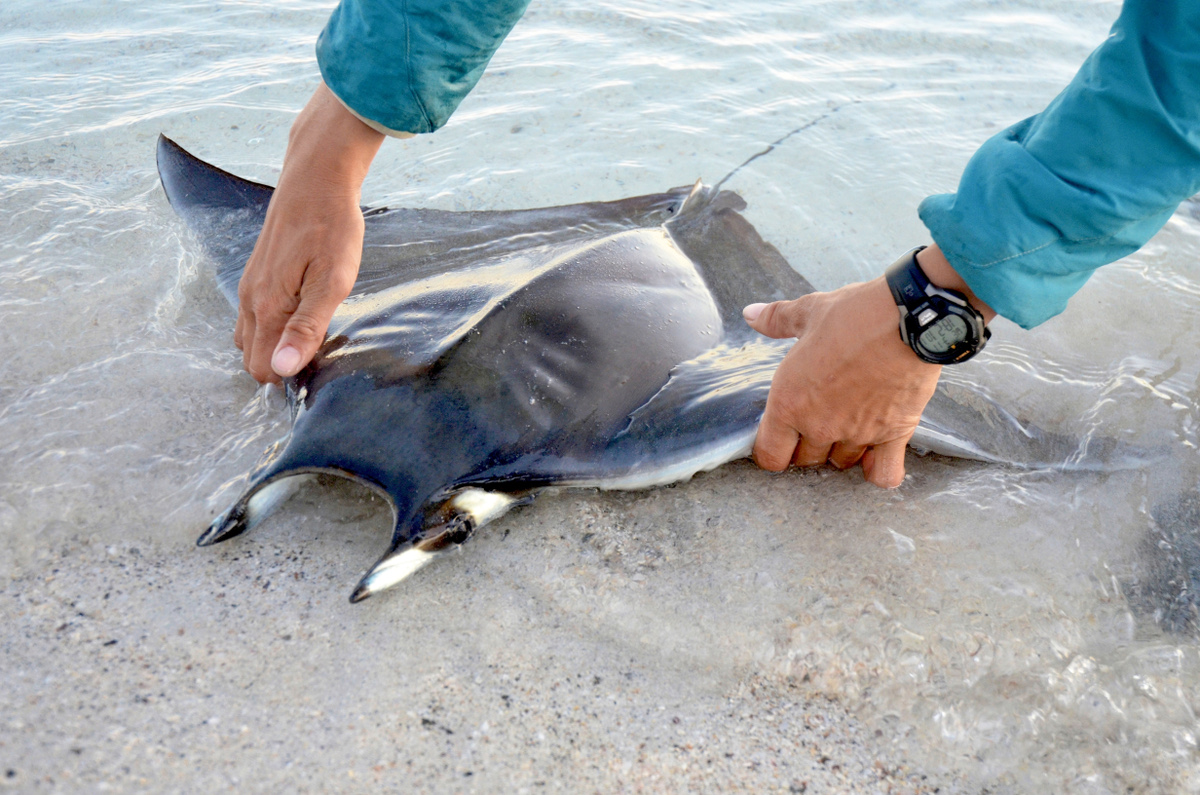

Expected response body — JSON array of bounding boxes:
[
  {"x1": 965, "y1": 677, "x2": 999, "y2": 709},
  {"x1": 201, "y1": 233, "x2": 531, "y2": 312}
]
[
  {"x1": 316, "y1": 0, "x2": 531, "y2": 135},
  {"x1": 919, "y1": 0, "x2": 1200, "y2": 330}
]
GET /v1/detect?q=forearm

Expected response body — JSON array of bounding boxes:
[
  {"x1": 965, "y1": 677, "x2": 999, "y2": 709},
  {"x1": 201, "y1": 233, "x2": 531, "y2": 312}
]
[{"x1": 920, "y1": 0, "x2": 1200, "y2": 329}]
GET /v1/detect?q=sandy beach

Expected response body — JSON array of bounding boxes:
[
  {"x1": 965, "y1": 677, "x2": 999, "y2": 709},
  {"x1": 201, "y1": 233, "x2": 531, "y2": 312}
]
[{"x1": 3, "y1": 462, "x2": 960, "y2": 793}]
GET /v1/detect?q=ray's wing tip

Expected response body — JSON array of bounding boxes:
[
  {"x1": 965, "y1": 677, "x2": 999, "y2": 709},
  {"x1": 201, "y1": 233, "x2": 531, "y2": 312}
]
[
  {"x1": 155, "y1": 134, "x2": 183, "y2": 173},
  {"x1": 156, "y1": 133, "x2": 197, "y2": 212},
  {"x1": 348, "y1": 584, "x2": 372, "y2": 604},
  {"x1": 1068, "y1": 438, "x2": 1167, "y2": 472},
  {"x1": 155, "y1": 134, "x2": 172, "y2": 194}
]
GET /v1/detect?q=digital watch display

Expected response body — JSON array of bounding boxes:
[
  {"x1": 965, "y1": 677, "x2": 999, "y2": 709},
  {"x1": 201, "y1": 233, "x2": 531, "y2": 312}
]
[{"x1": 884, "y1": 247, "x2": 990, "y2": 365}]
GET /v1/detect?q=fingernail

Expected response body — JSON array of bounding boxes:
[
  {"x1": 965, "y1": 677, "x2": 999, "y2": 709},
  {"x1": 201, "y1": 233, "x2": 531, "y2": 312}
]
[
  {"x1": 742, "y1": 303, "x2": 767, "y2": 322},
  {"x1": 272, "y1": 344, "x2": 302, "y2": 376}
]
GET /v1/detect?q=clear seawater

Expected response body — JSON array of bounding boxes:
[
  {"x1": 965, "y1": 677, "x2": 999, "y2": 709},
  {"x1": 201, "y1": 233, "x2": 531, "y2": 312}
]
[{"x1": 4, "y1": 0, "x2": 1200, "y2": 789}]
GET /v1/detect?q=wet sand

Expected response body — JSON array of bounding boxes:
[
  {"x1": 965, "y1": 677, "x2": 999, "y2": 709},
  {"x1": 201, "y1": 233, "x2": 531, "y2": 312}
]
[{"x1": 3, "y1": 461, "x2": 960, "y2": 793}]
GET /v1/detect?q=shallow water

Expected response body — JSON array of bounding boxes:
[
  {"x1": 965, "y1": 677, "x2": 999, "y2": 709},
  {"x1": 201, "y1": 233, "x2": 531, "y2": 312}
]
[{"x1": 4, "y1": 0, "x2": 1200, "y2": 789}]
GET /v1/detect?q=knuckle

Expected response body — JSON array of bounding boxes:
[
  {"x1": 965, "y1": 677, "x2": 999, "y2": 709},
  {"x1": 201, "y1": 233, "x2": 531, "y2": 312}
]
[
  {"x1": 776, "y1": 296, "x2": 818, "y2": 336},
  {"x1": 827, "y1": 450, "x2": 854, "y2": 468},
  {"x1": 323, "y1": 267, "x2": 358, "y2": 298},
  {"x1": 762, "y1": 301, "x2": 792, "y2": 332},
  {"x1": 752, "y1": 415, "x2": 797, "y2": 472},
  {"x1": 789, "y1": 293, "x2": 815, "y2": 313},
  {"x1": 795, "y1": 436, "x2": 830, "y2": 458},
  {"x1": 252, "y1": 290, "x2": 298, "y2": 321},
  {"x1": 783, "y1": 292, "x2": 812, "y2": 313},
  {"x1": 832, "y1": 453, "x2": 865, "y2": 471},
  {"x1": 248, "y1": 294, "x2": 276, "y2": 318},
  {"x1": 284, "y1": 311, "x2": 326, "y2": 343}
]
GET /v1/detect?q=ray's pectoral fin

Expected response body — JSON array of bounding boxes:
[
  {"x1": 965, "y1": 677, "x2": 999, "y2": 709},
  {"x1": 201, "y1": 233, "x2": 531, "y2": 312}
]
[
  {"x1": 913, "y1": 382, "x2": 1160, "y2": 470},
  {"x1": 350, "y1": 488, "x2": 532, "y2": 603}
]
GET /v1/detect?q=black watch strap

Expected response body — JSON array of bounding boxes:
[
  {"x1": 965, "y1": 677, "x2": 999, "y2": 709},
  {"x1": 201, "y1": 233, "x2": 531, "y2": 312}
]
[{"x1": 885, "y1": 246, "x2": 933, "y2": 312}]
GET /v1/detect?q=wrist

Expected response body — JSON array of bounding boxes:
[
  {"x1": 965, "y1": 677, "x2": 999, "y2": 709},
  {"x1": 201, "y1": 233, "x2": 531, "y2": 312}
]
[
  {"x1": 915, "y1": 244, "x2": 996, "y2": 324},
  {"x1": 282, "y1": 82, "x2": 385, "y2": 197}
]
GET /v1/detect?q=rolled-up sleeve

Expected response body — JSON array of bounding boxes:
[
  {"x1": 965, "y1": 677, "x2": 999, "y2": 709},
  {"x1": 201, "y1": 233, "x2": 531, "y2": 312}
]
[
  {"x1": 316, "y1": 0, "x2": 531, "y2": 136},
  {"x1": 919, "y1": 0, "x2": 1200, "y2": 329}
]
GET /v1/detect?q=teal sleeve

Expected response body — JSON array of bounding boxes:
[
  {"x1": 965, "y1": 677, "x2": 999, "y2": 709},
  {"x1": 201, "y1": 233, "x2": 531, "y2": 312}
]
[
  {"x1": 316, "y1": 0, "x2": 531, "y2": 135},
  {"x1": 918, "y1": 0, "x2": 1200, "y2": 329}
]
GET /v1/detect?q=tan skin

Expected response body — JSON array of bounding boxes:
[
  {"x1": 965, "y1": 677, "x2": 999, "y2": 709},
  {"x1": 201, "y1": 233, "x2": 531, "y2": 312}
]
[
  {"x1": 742, "y1": 247, "x2": 996, "y2": 488},
  {"x1": 241, "y1": 82, "x2": 995, "y2": 488},
  {"x1": 235, "y1": 83, "x2": 384, "y2": 383}
]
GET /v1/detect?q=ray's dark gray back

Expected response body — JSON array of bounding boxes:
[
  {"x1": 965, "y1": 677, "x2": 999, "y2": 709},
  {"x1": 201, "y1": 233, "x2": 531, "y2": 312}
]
[
  {"x1": 668, "y1": 191, "x2": 816, "y2": 327},
  {"x1": 156, "y1": 135, "x2": 815, "y2": 319}
]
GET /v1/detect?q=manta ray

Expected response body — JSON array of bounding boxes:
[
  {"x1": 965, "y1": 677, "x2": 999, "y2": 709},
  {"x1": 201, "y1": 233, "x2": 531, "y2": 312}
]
[{"x1": 157, "y1": 135, "x2": 1100, "y2": 603}]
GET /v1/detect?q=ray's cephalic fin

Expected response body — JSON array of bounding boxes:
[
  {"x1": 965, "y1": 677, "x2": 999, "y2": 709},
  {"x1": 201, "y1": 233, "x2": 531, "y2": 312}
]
[
  {"x1": 198, "y1": 464, "x2": 532, "y2": 602},
  {"x1": 195, "y1": 429, "x2": 325, "y2": 548},
  {"x1": 350, "y1": 488, "x2": 532, "y2": 603},
  {"x1": 197, "y1": 472, "x2": 317, "y2": 547}
]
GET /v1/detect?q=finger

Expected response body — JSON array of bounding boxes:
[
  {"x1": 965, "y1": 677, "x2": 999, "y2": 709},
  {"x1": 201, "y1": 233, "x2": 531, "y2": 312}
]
[
  {"x1": 240, "y1": 312, "x2": 257, "y2": 377},
  {"x1": 828, "y1": 443, "x2": 866, "y2": 470},
  {"x1": 271, "y1": 271, "x2": 354, "y2": 378},
  {"x1": 792, "y1": 435, "x2": 833, "y2": 468},
  {"x1": 742, "y1": 295, "x2": 814, "y2": 340},
  {"x1": 234, "y1": 309, "x2": 246, "y2": 351},
  {"x1": 752, "y1": 403, "x2": 800, "y2": 472},
  {"x1": 862, "y1": 437, "x2": 908, "y2": 488},
  {"x1": 248, "y1": 310, "x2": 284, "y2": 384}
]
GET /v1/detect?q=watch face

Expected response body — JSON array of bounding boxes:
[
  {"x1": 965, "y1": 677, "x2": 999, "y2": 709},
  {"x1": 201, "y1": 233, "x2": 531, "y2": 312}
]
[{"x1": 918, "y1": 313, "x2": 969, "y2": 354}]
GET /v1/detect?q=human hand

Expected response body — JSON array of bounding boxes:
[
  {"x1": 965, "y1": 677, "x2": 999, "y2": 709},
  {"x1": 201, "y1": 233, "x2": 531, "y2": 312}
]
[
  {"x1": 235, "y1": 82, "x2": 385, "y2": 383},
  {"x1": 743, "y1": 246, "x2": 995, "y2": 488}
]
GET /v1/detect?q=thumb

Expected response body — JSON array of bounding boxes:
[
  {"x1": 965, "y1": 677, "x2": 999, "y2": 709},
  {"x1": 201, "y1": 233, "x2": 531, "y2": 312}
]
[
  {"x1": 742, "y1": 296, "x2": 812, "y2": 340},
  {"x1": 271, "y1": 286, "x2": 346, "y2": 378}
]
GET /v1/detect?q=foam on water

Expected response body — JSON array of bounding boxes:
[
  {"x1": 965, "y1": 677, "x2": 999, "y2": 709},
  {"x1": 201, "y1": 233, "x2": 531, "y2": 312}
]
[{"x1": 6, "y1": 0, "x2": 1200, "y2": 789}]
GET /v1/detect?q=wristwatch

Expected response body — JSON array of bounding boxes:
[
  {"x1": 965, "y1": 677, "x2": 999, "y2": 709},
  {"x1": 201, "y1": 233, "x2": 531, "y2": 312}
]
[{"x1": 884, "y1": 246, "x2": 990, "y2": 365}]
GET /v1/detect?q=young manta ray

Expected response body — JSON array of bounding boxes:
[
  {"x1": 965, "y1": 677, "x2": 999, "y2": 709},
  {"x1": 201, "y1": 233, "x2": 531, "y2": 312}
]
[{"x1": 157, "y1": 135, "x2": 1095, "y2": 603}]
